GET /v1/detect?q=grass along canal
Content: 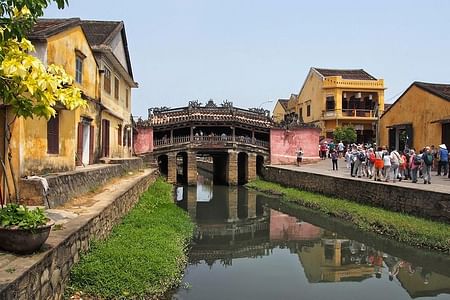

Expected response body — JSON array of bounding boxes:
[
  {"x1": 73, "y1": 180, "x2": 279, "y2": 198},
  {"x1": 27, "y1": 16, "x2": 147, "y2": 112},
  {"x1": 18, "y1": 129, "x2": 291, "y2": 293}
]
[
  {"x1": 246, "y1": 179, "x2": 450, "y2": 253},
  {"x1": 66, "y1": 178, "x2": 194, "y2": 299}
]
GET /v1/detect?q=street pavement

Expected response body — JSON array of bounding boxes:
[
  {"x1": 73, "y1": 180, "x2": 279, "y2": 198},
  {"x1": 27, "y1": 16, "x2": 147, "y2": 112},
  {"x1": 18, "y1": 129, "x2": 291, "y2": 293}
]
[{"x1": 273, "y1": 157, "x2": 450, "y2": 194}]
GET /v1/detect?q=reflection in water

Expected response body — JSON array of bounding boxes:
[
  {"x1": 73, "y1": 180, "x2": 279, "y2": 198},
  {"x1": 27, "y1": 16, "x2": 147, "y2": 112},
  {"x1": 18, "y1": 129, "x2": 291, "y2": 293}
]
[{"x1": 173, "y1": 175, "x2": 450, "y2": 300}]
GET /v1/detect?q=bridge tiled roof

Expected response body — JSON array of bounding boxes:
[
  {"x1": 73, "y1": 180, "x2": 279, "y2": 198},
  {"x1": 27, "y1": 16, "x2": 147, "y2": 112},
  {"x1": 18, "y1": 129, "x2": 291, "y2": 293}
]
[{"x1": 145, "y1": 106, "x2": 273, "y2": 128}]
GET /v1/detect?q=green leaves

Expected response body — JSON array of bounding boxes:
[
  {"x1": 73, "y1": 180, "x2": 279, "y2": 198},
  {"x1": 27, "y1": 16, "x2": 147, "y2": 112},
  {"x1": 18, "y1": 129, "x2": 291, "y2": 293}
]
[
  {"x1": 0, "y1": 1, "x2": 86, "y2": 120},
  {"x1": 333, "y1": 126, "x2": 357, "y2": 144},
  {"x1": 0, "y1": 1, "x2": 68, "y2": 42},
  {"x1": 0, "y1": 37, "x2": 86, "y2": 119},
  {"x1": 0, "y1": 203, "x2": 48, "y2": 229}
]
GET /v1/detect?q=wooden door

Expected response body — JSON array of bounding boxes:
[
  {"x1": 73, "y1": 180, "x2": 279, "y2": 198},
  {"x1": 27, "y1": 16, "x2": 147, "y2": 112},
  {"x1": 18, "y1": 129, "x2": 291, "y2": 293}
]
[
  {"x1": 101, "y1": 119, "x2": 110, "y2": 157},
  {"x1": 76, "y1": 122, "x2": 83, "y2": 166}
]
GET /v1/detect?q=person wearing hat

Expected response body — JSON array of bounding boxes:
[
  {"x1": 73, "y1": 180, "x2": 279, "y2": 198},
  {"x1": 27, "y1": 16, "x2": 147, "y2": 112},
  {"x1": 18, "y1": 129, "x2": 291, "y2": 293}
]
[{"x1": 437, "y1": 144, "x2": 448, "y2": 176}]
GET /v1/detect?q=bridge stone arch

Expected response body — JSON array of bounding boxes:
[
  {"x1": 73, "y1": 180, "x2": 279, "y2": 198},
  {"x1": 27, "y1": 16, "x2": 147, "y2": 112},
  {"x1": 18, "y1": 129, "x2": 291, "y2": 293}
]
[
  {"x1": 176, "y1": 151, "x2": 188, "y2": 184},
  {"x1": 256, "y1": 154, "x2": 265, "y2": 177},
  {"x1": 157, "y1": 154, "x2": 168, "y2": 177},
  {"x1": 238, "y1": 152, "x2": 248, "y2": 184}
]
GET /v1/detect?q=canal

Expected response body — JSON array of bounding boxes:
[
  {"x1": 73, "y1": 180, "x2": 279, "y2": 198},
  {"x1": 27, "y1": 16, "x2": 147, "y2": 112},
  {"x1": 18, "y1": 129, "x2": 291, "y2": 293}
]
[{"x1": 172, "y1": 171, "x2": 450, "y2": 300}]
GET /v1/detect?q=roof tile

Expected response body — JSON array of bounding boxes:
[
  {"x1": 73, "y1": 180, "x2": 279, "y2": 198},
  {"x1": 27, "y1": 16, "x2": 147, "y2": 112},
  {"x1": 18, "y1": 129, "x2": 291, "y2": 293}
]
[
  {"x1": 314, "y1": 68, "x2": 377, "y2": 80},
  {"x1": 414, "y1": 81, "x2": 450, "y2": 102}
]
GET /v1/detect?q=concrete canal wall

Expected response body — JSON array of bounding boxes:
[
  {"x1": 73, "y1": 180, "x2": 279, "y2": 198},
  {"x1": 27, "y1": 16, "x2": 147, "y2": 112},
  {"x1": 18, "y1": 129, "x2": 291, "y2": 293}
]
[
  {"x1": 261, "y1": 166, "x2": 450, "y2": 222},
  {"x1": 0, "y1": 169, "x2": 158, "y2": 300}
]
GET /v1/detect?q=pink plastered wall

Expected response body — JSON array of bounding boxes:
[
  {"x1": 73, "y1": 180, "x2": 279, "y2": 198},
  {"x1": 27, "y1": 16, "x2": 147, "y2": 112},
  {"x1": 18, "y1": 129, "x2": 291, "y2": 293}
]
[
  {"x1": 270, "y1": 128, "x2": 320, "y2": 164},
  {"x1": 134, "y1": 128, "x2": 153, "y2": 154},
  {"x1": 269, "y1": 209, "x2": 322, "y2": 241}
]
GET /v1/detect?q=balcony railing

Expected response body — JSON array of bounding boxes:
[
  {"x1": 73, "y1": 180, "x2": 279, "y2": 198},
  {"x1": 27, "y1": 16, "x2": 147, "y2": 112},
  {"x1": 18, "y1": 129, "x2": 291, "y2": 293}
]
[
  {"x1": 153, "y1": 135, "x2": 269, "y2": 149},
  {"x1": 342, "y1": 109, "x2": 375, "y2": 117},
  {"x1": 323, "y1": 109, "x2": 377, "y2": 118}
]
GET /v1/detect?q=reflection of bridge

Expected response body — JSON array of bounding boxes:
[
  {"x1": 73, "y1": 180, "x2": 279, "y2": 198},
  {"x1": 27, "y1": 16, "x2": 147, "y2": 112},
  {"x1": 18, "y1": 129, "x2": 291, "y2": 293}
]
[{"x1": 135, "y1": 100, "x2": 272, "y2": 185}]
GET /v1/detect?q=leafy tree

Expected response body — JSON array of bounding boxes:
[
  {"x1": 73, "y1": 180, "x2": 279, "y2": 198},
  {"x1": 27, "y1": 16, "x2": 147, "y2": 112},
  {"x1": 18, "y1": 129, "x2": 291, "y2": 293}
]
[
  {"x1": 333, "y1": 126, "x2": 357, "y2": 145},
  {"x1": 0, "y1": 1, "x2": 86, "y2": 205}
]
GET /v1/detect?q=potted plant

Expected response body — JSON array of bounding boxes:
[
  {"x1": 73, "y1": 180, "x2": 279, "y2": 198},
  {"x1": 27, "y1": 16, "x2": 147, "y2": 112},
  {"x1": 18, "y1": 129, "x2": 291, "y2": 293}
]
[{"x1": 0, "y1": 204, "x2": 54, "y2": 254}]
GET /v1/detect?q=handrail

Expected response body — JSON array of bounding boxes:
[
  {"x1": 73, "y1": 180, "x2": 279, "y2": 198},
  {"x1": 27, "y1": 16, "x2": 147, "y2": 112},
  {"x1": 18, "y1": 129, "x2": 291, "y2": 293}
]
[
  {"x1": 341, "y1": 109, "x2": 375, "y2": 117},
  {"x1": 153, "y1": 135, "x2": 269, "y2": 149}
]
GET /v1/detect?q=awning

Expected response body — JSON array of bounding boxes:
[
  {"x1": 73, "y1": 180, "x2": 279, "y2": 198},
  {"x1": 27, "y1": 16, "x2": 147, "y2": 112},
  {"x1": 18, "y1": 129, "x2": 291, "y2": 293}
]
[
  {"x1": 386, "y1": 123, "x2": 412, "y2": 129},
  {"x1": 430, "y1": 116, "x2": 450, "y2": 124}
]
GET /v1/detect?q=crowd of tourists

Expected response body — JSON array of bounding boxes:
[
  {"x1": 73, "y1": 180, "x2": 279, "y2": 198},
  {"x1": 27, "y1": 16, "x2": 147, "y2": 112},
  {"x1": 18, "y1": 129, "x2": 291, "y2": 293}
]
[{"x1": 319, "y1": 141, "x2": 449, "y2": 184}]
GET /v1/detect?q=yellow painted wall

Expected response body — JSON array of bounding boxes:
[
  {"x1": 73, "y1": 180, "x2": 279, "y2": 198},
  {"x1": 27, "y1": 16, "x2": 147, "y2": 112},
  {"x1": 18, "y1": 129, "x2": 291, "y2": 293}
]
[
  {"x1": 379, "y1": 85, "x2": 450, "y2": 150},
  {"x1": 21, "y1": 110, "x2": 77, "y2": 175},
  {"x1": 297, "y1": 72, "x2": 324, "y2": 124},
  {"x1": 17, "y1": 25, "x2": 100, "y2": 176},
  {"x1": 100, "y1": 61, "x2": 133, "y2": 158},
  {"x1": 272, "y1": 102, "x2": 287, "y2": 123},
  {"x1": 101, "y1": 111, "x2": 132, "y2": 158},
  {"x1": 47, "y1": 26, "x2": 98, "y2": 99}
]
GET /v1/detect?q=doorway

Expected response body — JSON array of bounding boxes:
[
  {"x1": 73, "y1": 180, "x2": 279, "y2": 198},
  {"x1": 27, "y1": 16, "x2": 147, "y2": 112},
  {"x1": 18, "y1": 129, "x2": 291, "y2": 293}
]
[
  {"x1": 102, "y1": 119, "x2": 110, "y2": 157},
  {"x1": 442, "y1": 123, "x2": 450, "y2": 148},
  {"x1": 82, "y1": 123, "x2": 90, "y2": 165}
]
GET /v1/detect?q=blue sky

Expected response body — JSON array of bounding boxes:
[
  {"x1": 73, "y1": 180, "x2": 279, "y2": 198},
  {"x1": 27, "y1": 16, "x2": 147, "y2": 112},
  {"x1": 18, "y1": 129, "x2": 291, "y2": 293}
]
[{"x1": 44, "y1": 0, "x2": 450, "y2": 118}]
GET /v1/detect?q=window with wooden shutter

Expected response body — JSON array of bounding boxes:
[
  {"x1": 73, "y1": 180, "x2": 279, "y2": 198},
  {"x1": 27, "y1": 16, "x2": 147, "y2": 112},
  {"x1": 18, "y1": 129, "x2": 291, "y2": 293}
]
[
  {"x1": 104, "y1": 68, "x2": 111, "y2": 94},
  {"x1": 118, "y1": 124, "x2": 122, "y2": 146},
  {"x1": 114, "y1": 77, "x2": 119, "y2": 100},
  {"x1": 47, "y1": 115, "x2": 59, "y2": 154},
  {"x1": 102, "y1": 119, "x2": 110, "y2": 157},
  {"x1": 75, "y1": 56, "x2": 83, "y2": 84},
  {"x1": 125, "y1": 88, "x2": 129, "y2": 108}
]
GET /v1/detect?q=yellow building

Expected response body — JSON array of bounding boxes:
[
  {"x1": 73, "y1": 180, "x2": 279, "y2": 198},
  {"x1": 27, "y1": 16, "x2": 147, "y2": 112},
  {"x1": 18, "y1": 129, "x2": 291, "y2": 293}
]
[
  {"x1": 288, "y1": 68, "x2": 385, "y2": 143},
  {"x1": 379, "y1": 81, "x2": 450, "y2": 151},
  {"x1": 81, "y1": 21, "x2": 138, "y2": 158},
  {"x1": 11, "y1": 18, "x2": 101, "y2": 176},
  {"x1": 0, "y1": 18, "x2": 138, "y2": 200},
  {"x1": 272, "y1": 98, "x2": 289, "y2": 123}
]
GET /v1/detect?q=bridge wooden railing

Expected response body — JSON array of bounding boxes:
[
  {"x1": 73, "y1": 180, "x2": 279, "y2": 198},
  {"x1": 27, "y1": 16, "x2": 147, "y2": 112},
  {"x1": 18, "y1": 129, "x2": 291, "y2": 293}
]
[{"x1": 153, "y1": 135, "x2": 269, "y2": 149}]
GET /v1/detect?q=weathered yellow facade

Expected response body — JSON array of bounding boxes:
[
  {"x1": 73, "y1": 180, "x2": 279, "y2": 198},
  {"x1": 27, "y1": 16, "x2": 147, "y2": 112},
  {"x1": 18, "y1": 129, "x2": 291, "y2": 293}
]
[
  {"x1": 0, "y1": 18, "x2": 137, "y2": 201},
  {"x1": 288, "y1": 68, "x2": 385, "y2": 143},
  {"x1": 272, "y1": 99, "x2": 289, "y2": 123},
  {"x1": 19, "y1": 24, "x2": 100, "y2": 175},
  {"x1": 80, "y1": 20, "x2": 137, "y2": 159},
  {"x1": 379, "y1": 82, "x2": 450, "y2": 151}
]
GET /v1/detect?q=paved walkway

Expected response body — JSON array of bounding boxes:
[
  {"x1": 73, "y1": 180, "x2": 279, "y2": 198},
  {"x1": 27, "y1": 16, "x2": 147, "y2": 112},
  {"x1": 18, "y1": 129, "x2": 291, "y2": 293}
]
[{"x1": 273, "y1": 158, "x2": 450, "y2": 194}]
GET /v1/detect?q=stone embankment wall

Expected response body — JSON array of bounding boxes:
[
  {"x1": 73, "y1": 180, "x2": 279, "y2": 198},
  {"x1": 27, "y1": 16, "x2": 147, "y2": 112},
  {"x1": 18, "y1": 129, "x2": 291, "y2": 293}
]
[
  {"x1": 262, "y1": 166, "x2": 450, "y2": 222},
  {"x1": 0, "y1": 170, "x2": 158, "y2": 300},
  {"x1": 19, "y1": 158, "x2": 143, "y2": 208}
]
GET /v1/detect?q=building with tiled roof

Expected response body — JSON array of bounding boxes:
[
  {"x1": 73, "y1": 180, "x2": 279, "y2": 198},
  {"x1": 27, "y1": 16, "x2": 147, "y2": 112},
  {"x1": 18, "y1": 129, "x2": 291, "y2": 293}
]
[
  {"x1": 380, "y1": 81, "x2": 450, "y2": 151},
  {"x1": 79, "y1": 20, "x2": 138, "y2": 158},
  {"x1": 22, "y1": 17, "x2": 101, "y2": 174},
  {"x1": 313, "y1": 68, "x2": 377, "y2": 81},
  {"x1": 287, "y1": 67, "x2": 385, "y2": 143},
  {"x1": 18, "y1": 17, "x2": 138, "y2": 178},
  {"x1": 272, "y1": 98, "x2": 289, "y2": 123}
]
